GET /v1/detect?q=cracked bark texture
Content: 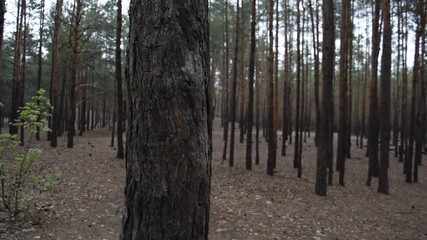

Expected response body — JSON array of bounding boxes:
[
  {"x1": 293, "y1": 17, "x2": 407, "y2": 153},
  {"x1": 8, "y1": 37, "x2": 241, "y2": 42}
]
[{"x1": 121, "y1": 0, "x2": 211, "y2": 239}]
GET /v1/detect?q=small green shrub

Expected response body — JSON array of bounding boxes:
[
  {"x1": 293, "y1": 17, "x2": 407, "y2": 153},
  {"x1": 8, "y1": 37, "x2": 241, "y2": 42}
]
[{"x1": 0, "y1": 89, "x2": 56, "y2": 220}]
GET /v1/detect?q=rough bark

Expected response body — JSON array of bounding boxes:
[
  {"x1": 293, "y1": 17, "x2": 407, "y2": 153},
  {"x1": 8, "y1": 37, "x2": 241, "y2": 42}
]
[
  {"x1": 315, "y1": 0, "x2": 334, "y2": 196},
  {"x1": 121, "y1": 1, "x2": 211, "y2": 239}
]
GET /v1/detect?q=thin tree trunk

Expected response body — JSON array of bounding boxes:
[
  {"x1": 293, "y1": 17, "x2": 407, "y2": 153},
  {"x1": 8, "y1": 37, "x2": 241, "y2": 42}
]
[
  {"x1": 20, "y1": 15, "x2": 28, "y2": 146},
  {"x1": 315, "y1": 0, "x2": 334, "y2": 196},
  {"x1": 255, "y1": 57, "x2": 261, "y2": 165},
  {"x1": 245, "y1": 0, "x2": 256, "y2": 171},
  {"x1": 294, "y1": 0, "x2": 302, "y2": 171},
  {"x1": 111, "y1": 102, "x2": 116, "y2": 148},
  {"x1": 273, "y1": 0, "x2": 279, "y2": 152},
  {"x1": 67, "y1": 0, "x2": 82, "y2": 148},
  {"x1": 239, "y1": 0, "x2": 246, "y2": 144},
  {"x1": 0, "y1": 0, "x2": 4, "y2": 68},
  {"x1": 412, "y1": 0, "x2": 426, "y2": 183},
  {"x1": 378, "y1": 0, "x2": 391, "y2": 194},
  {"x1": 337, "y1": 0, "x2": 351, "y2": 186},
  {"x1": 229, "y1": 1, "x2": 240, "y2": 168},
  {"x1": 36, "y1": 0, "x2": 45, "y2": 141},
  {"x1": 58, "y1": 59, "x2": 67, "y2": 136},
  {"x1": 360, "y1": 57, "x2": 368, "y2": 149},
  {"x1": 210, "y1": 60, "x2": 216, "y2": 122},
  {"x1": 102, "y1": 94, "x2": 107, "y2": 128},
  {"x1": 400, "y1": 2, "x2": 409, "y2": 163},
  {"x1": 10, "y1": 0, "x2": 24, "y2": 135},
  {"x1": 281, "y1": 0, "x2": 290, "y2": 157},
  {"x1": 298, "y1": 21, "x2": 306, "y2": 178},
  {"x1": 116, "y1": 0, "x2": 124, "y2": 159},
  {"x1": 413, "y1": 0, "x2": 426, "y2": 182},
  {"x1": 367, "y1": 0, "x2": 381, "y2": 186},
  {"x1": 79, "y1": 67, "x2": 87, "y2": 136},
  {"x1": 50, "y1": 0, "x2": 63, "y2": 147},
  {"x1": 346, "y1": 18, "x2": 354, "y2": 159},
  {"x1": 308, "y1": 0, "x2": 320, "y2": 147},
  {"x1": 267, "y1": 0, "x2": 276, "y2": 176},
  {"x1": 393, "y1": 0, "x2": 402, "y2": 158},
  {"x1": 287, "y1": 26, "x2": 294, "y2": 147},
  {"x1": 222, "y1": 0, "x2": 230, "y2": 162}
]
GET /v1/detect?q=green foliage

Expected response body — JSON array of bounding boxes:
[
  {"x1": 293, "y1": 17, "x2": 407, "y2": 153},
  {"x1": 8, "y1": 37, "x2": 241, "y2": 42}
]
[
  {"x1": 13, "y1": 89, "x2": 52, "y2": 133},
  {"x1": 0, "y1": 89, "x2": 58, "y2": 220}
]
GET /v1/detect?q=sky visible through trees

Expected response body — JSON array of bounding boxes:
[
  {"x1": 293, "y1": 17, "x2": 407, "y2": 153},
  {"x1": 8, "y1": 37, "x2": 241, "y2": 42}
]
[{"x1": 3, "y1": 0, "x2": 416, "y2": 64}]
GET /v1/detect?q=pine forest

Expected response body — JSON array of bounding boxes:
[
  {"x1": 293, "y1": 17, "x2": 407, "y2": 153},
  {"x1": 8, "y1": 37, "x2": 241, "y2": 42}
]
[{"x1": 0, "y1": 0, "x2": 426, "y2": 239}]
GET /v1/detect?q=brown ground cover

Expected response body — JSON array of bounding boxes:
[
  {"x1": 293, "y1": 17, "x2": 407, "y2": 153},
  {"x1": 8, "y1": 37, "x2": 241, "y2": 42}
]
[{"x1": 1, "y1": 119, "x2": 426, "y2": 239}]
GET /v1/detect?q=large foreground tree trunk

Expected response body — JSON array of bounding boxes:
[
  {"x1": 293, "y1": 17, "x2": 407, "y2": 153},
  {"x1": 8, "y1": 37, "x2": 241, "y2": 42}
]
[{"x1": 122, "y1": 1, "x2": 211, "y2": 239}]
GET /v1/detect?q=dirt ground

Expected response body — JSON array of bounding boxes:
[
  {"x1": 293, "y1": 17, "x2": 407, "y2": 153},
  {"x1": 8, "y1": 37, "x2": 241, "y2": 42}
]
[{"x1": 1, "y1": 119, "x2": 426, "y2": 240}]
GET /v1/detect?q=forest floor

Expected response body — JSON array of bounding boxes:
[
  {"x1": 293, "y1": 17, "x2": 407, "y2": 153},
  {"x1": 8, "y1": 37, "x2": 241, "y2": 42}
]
[{"x1": 1, "y1": 119, "x2": 426, "y2": 240}]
